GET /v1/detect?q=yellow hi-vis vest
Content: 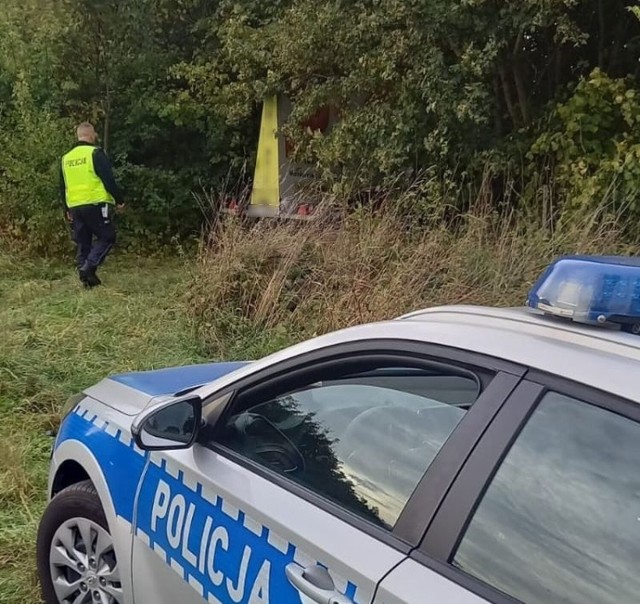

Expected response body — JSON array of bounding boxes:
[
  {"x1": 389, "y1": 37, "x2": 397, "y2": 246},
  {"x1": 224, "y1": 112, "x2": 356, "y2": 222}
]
[{"x1": 61, "y1": 145, "x2": 115, "y2": 208}]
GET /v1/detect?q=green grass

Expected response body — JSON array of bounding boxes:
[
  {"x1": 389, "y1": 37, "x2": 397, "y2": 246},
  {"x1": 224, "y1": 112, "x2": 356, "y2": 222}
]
[
  {"x1": 0, "y1": 252, "x2": 206, "y2": 603},
  {"x1": 2, "y1": 207, "x2": 637, "y2": 603}
]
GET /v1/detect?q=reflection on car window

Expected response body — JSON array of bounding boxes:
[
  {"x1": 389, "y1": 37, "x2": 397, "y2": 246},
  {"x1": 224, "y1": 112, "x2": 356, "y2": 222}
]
[
  {"x1": 454, "y1": 392, "x2": 640, "y2": 604},
  {"x1": 145, "y1": 401, "x2": 196, "y2": 443},
  {"x1": 217, "y1": 367, "x2": 480, "y2": 528}
]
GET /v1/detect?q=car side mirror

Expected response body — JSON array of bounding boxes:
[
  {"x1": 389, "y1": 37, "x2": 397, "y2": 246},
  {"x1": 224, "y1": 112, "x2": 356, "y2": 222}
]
[{"x1": 133, "y1": 398, "x2": 202, "y2": 451}]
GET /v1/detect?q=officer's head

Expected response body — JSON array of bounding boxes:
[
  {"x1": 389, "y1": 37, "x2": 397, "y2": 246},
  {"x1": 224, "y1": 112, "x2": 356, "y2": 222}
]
[{"x1": 76, "y1": 122, "x2": 98, "y2": 144}]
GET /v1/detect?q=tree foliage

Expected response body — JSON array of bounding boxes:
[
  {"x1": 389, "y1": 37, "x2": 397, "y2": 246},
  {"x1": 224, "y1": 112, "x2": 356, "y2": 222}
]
[
  {"x1": 194, "y1": 0, "x2": 640, "y2": 194},
  {"x1": 1, "y1": 0, "x2": 640, "y2": 253}
]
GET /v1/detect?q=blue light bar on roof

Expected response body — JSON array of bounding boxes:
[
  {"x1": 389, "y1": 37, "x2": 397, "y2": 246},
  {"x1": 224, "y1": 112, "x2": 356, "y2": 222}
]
[{"x1": 527, "y1": 255, "x2": 640, "y2": 333}]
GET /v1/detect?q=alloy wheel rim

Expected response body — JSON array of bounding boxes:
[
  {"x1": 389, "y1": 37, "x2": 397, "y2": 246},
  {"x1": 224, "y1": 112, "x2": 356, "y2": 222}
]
[{"x1": 49, "y1": 517, "x2": 123, "y2": 604}]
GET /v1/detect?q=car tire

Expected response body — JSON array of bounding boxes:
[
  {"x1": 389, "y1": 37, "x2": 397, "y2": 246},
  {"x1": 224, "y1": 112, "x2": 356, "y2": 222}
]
[{"x1": 37, "y1": 480, "x2": 124, "y2": 604}]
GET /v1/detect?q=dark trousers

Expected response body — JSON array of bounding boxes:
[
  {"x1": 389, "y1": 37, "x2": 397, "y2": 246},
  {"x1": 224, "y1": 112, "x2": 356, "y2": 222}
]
[{"x1": 70, "y1": 203, "x2": 116, "y2": 270}]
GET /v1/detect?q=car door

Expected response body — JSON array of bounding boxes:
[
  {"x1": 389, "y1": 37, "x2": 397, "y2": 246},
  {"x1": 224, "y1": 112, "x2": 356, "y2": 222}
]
[
  {"x1": 375, "y1": 375, "x2": 640, "y2": 604},
  {"x1": 131, "y1": 342, "x2": 521, "y2": 604}
]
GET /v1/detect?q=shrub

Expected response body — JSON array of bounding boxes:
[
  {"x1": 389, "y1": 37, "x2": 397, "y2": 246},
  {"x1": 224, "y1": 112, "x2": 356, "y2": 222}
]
[
  {"x1": 187, "y1": 200, "x2": 638, "y2": 357},
  {"x1": 0, "y1": 77, "x2": 73, "y2": 255},
  {"x1": 529, "y1": 69, "x2": 640, "y2": 223}
]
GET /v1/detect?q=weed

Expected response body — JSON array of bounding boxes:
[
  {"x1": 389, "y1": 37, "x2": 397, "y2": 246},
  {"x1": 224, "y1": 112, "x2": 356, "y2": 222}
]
[
  {"x1": 0, "y1": 253, "x2": 205, "y2": 604},
  {"x1": 188, "y1": 205, "x2": 639, "y2": 354}
]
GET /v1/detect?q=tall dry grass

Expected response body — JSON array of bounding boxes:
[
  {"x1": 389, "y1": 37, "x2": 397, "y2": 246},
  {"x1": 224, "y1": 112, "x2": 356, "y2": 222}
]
[{"x1": 187, "y1": 202, "x2": 639, "y2": 357}]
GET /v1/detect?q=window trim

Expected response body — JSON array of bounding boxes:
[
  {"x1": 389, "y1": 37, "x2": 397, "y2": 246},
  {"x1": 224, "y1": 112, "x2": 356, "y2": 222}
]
[
  {"x1": 526, "y1": 368, "x2": 640, "y2": 423},
  {"x1": 202, "y1": 339, "x2": 525, "y2": 409},
  {"x1": 420, "y1": 380, "x2": 545, "y2": 560},
  {"x1": 200, "y1": 338, "x2": 514, "y2": 430},
  {"x1": 394, "y1": 371, "x2": 521, "y2": 543},
  {"x1": 227, "y1": 353, "x2": 484, "y2": 416},
  {"x1": 415, "y1": 373, "x2": 640, "y2": 604},
  {"x1": 197, "y1": 339, "x2": 525, "y2": 550}
]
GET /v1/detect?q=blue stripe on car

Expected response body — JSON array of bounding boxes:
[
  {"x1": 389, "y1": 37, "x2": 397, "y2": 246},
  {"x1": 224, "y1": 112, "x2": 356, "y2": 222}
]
[
  {"x1": 55, "y1": 409, "x2": 147, "y2": 523},
  {"x1": 109, "y1": 362, "x2": 250, "y2": 396},
  {"x1": 56, "y1": 407, "x2": 362, "y2": 604}
]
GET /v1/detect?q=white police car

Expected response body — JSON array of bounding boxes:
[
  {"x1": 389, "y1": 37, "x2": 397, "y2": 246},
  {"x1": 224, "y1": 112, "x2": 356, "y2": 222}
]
[{"x1": 38, "y1": 256, "x2": 640, "y2": 604}]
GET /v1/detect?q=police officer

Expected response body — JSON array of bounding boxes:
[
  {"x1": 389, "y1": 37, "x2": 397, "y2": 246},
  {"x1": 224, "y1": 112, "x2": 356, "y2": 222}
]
[{"x1": 60, "y1": 122, "x2": 125, "y2": 287}]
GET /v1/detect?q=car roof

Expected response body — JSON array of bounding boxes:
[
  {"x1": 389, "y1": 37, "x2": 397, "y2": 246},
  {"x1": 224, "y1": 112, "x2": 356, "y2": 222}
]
[
  {"x1": 395, "y1": 305, "x2": 640, "y2": 402},
  {"x1": 193, "y1": 305, "x2": 640, "y2": 406}
]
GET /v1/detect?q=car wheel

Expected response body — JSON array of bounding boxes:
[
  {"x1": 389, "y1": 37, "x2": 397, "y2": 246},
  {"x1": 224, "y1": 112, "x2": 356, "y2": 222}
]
[{"x1": 36, "y1": 480, "x2": 124, "y2": 604}]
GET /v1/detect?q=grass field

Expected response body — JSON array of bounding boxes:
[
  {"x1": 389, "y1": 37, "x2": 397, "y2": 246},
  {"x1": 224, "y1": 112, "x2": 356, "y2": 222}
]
[
  {"x1": 0, "y1": 253, "x2": 206, "y2": 603},
  {"x1": 0, "y1": 208, "x2": 636, "y2": 603}
]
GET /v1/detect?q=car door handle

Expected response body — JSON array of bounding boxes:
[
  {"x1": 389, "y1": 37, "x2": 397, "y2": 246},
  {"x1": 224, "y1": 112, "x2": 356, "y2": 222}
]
[{"x1": 285, "y1": 563, "x2": 352, "y2": 604}]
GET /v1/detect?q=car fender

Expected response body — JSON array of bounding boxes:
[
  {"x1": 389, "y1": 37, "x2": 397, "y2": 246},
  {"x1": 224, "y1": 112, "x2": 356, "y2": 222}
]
[{"x1": 51, "y1": 438, "x2": 137, "y2": 604}]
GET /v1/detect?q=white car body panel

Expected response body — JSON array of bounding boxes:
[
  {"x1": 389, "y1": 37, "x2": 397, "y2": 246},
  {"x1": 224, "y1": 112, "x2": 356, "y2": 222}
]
[
  {"x1": 131, "y1": 444, "x2": 405, "y2": 604},
  {"x1": 373, "y1": 558, "x2": 490, "y2": 603},
  {"x1": 47, "y1": 306, "x2": 640, "y2": 604},
  {"x1": 187, "y1": 307, "x2": 640, "y2": 404}
]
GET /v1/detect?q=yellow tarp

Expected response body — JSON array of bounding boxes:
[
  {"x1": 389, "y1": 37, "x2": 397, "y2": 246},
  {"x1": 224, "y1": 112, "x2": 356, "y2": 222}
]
[{"x1": 251, "y1": 96, "x2": 280, "y2": 209}]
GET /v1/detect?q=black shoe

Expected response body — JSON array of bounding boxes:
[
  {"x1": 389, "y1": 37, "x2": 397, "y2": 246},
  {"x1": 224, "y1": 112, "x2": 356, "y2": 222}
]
[
  {"x1": 79, "y1": 266, "x2": 101, "y2": 288},
  {"x1": 88, "y1": 270, "x2": 102, "y2": 287},
  {"x1": 78, "y1": 267, "x2": 91, "y2": 287}
]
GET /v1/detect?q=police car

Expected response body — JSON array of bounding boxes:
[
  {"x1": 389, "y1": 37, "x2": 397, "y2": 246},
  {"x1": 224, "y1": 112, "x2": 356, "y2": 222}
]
[{"x1": 38, "y1": 256, "x2": 640, "y2": 604}]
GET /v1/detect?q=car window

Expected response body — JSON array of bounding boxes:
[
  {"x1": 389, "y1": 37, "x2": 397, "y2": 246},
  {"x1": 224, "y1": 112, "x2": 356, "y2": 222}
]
[
  {"x1": 453, "y1": 391, "x2": 640, "y2": 604},
  {"x1": 215, "y1": 365, "x2": 481, "y2": 529}
]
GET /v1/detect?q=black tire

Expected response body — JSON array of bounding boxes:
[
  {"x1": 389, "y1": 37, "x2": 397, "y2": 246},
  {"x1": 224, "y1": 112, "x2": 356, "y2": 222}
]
[{"x1": 36, "y1": 480, "x2": 111, "y2": 604}]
